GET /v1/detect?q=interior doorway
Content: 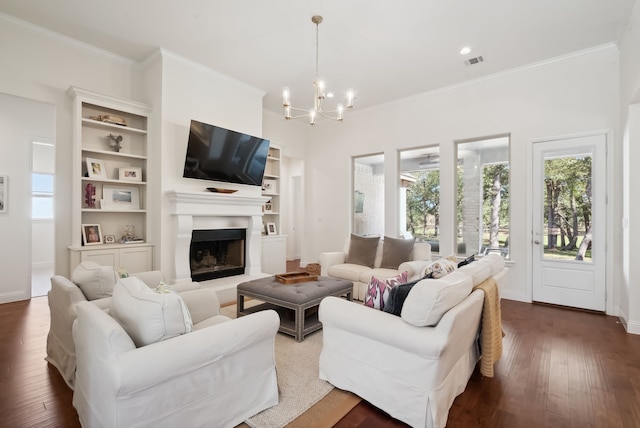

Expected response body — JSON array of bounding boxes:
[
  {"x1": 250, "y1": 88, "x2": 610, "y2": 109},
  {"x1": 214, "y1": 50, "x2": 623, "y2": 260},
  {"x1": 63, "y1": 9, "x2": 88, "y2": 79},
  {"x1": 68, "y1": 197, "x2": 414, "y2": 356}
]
[{"x1": 31, "y1": 140, "x2": 55, "y2": 297}]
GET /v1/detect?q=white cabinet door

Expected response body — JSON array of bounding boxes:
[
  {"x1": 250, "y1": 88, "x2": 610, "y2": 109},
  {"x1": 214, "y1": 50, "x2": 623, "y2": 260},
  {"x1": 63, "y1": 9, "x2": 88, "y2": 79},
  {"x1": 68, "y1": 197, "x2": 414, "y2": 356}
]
[
  {"x1": 119, "y1": 246, "x2": 153, "y2": 273},
  {"x1": 261, "y1": 236, "x2": 287, "y2": 274}
]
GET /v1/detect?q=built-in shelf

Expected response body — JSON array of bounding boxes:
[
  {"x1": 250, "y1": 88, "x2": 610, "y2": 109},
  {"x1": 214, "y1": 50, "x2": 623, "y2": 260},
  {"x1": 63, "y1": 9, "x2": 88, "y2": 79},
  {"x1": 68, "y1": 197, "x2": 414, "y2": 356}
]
[{"x1": 69, "y1": 86, "x2": 153, "y2": 274}]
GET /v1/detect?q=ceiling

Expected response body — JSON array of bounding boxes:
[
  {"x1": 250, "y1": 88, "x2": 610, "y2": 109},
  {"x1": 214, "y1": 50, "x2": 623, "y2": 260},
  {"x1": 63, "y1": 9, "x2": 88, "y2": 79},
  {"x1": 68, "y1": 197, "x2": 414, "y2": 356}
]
[{"x1": 0, "y1": 0, "x2": 635, "y2": 116}]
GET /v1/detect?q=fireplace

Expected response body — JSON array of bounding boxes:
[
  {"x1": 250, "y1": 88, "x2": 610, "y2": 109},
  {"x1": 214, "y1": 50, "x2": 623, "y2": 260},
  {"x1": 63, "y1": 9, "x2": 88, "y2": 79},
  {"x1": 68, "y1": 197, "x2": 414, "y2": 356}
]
[{"x1": 190, "y1": 229, "x2": 246, "y2": 281}]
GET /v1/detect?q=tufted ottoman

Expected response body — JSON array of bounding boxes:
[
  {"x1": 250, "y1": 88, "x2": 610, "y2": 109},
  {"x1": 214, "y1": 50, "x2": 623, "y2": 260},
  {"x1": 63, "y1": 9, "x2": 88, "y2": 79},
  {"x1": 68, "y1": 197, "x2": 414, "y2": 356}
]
[{"x1": 237, "y1": 276, "x2": 352, "y2": 341}]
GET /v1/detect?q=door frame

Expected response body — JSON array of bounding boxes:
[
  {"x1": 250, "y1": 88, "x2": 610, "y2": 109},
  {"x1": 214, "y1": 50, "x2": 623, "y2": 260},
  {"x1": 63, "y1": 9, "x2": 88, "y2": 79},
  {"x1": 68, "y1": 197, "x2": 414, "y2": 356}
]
[{"x1": 527, "y1": 130, "x2": 615, "y2": 315}]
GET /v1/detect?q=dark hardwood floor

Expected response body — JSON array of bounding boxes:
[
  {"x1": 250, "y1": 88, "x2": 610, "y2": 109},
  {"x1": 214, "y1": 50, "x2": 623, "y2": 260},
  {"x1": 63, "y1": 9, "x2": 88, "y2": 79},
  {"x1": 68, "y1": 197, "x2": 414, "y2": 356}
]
[{"x1": 1, "y1": 264, "x2": 640, "y2": 427}]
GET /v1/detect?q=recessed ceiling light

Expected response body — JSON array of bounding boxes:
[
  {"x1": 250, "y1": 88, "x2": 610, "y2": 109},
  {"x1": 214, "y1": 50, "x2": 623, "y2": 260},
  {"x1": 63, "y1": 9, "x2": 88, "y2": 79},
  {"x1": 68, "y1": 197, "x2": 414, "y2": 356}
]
[{"x1": 460, "y1": 46, "x2": 471, "y2": 55}]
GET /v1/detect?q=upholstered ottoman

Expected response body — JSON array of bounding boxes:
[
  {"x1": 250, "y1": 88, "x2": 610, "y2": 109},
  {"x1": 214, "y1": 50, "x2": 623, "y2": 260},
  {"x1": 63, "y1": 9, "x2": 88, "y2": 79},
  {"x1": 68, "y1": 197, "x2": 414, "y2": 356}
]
[{"x1": 237, "y1": 276, "x2": 352, "y2": 341}]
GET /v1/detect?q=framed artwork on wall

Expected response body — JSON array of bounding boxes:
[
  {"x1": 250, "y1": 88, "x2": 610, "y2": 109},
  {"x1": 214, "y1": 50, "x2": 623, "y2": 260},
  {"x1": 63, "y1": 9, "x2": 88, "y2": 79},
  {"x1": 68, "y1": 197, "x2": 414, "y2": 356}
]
[{"x1": 0, "y1": 175, "x2": 7, "y2": 213}]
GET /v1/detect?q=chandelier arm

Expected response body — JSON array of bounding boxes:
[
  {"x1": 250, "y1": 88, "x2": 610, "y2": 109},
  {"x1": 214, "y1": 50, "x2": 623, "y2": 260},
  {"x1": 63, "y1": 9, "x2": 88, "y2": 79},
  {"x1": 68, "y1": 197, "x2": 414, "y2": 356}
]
[
  {"x1": 288, "y1": 107, "x2": 311, "y2": 113},
  {"x1": 318, "y1": 111, "x2": 341, "y2": 121}
]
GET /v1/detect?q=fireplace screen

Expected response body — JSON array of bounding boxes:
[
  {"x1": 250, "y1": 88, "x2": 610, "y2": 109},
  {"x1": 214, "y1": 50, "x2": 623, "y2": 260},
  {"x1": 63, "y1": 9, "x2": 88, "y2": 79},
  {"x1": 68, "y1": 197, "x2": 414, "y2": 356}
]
[{"x1": 190, "y1": 229, "x2": 246, "y2": 281}]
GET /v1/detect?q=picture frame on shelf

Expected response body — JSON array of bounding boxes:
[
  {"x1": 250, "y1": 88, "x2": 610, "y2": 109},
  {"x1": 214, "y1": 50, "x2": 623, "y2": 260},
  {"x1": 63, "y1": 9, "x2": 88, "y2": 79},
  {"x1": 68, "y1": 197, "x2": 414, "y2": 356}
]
[
  {"x1": 103, "y1": 234, "x2": 116, "y2": 244},
  {"x1": 266, "y1": 222, "x2": 277, "y2": 236},
  {"x1": 82, "y1": 224, "x2": 103, "y2": 246},
  {"x1": 264, "y1": 201, "x2": 273, "y2": 213},
  {"x1": 101, "y1": 185, "x2": 140, "y2": 210},
  {"x1": 119, "y1": 167, "x2": 142, "y2": 182},
  {"x1": 0, "y1": 175, "x2": 7, "y2": 213},
  {"x1": 86, "y1": 157, "x2": 107, "y2": 179},
  {"x1": 262, "y1": 179, "x2": 277, "y2": 195}
]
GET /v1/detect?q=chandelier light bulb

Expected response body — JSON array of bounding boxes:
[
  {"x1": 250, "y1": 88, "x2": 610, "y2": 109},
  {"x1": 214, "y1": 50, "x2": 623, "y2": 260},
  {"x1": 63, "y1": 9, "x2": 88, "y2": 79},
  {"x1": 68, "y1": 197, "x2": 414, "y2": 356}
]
[{"x1": 282, "y1": 87, "x2": 290, "y2": 107}]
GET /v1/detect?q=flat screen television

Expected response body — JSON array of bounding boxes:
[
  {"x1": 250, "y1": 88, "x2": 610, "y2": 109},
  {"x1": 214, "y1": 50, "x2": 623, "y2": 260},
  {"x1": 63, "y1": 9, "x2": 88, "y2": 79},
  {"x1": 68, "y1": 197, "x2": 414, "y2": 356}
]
[{"x1": 183, "y1": 120, "x2": 270, "y2": 186}]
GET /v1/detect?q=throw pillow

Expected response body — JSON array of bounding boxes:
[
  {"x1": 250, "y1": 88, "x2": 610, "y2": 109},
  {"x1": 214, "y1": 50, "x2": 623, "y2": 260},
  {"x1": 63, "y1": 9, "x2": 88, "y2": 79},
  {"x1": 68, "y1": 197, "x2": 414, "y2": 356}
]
[
  {"x1": 383, "y1": 277, "x2": 423, "y2": 316},
  {"x1": 364, "y1": 271, "x2": 408, "y2": 311},
  {"x1": 71, "y1": 261, "x2": 119, "y2": 300},
  {"x1": 380, "y1": 236, "x2": 416, "y2": 269},
  {"x1": 345, "y1": 234, "x2": 380, "y2": 268},
  {"x1": 457, "y1": 254, "x2": 476, "y2": 268},
  {"x1": 111, "y1": 277, "x2": 193, "y2": 347},
  {"x1": 422, "y1": 256, "x2": 458, "y2": 279}
]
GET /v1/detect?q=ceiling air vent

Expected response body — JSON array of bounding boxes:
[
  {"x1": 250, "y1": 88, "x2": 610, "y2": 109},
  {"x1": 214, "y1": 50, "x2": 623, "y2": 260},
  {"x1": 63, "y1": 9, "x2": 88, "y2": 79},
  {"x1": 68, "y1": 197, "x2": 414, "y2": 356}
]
[{"x1": 465, "y1": 56, "x2": 484, "y2": 66}]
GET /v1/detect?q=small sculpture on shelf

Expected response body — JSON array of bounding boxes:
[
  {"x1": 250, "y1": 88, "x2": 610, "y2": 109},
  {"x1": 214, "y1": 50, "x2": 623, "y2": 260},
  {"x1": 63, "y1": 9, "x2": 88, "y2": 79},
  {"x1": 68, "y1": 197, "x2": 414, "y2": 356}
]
[
  {"x1": 84, "y1": 183, "x2": 96, "y2": 208},
  {"x1": 121, "y1": 224, "x2": 144, "y2": 244},
  {"x1": 108, "y1": 133, "x2": 123, "y2": 152}
]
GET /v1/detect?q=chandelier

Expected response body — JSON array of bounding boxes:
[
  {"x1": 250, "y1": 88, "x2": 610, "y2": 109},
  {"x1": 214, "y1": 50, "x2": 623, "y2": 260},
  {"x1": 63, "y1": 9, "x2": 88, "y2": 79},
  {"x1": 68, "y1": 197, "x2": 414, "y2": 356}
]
[{"x1": 282, "y1": 15, "x2": 354, "y2": 125}]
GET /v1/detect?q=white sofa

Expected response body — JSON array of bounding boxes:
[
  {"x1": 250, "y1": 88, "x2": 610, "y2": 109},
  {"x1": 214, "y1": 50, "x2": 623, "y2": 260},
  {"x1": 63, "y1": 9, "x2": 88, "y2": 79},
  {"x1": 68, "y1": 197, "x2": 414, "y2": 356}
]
[
  {"x1": 72, "y1": 283, "x2": 280, "y2": 428},
  {"x1": 46, "y1": 262, "x2": 202, "y2": 388},
  {"x1": 319, "y1": 236, "x2": 432, "y2": 301},
  {"x1": 318, "y1": 253, "x2": 506, "y2": 428}
]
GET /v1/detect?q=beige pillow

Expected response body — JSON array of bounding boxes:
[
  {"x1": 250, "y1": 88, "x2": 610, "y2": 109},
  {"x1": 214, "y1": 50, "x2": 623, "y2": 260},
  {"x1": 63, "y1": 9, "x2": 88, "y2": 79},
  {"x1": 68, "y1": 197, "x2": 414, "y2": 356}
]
[
  {"x1": 345, "y1": 234, "x2": 380, "y2": 268},
  {"x1": 111, "y1": 277, "x2": 193, "y2": 347},
  {"x1": 380, "y1": 236, "x2": 415, "y2": 269},
  {"x1": 71, "y1": 261, "x2": 118, "y2": 300}
]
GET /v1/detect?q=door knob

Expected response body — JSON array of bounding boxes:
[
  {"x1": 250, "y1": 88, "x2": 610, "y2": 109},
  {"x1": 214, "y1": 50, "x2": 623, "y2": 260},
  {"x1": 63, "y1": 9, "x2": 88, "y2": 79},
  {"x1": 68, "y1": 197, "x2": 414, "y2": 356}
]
[{"x1": 534, "y1": 240, "x2": 540, "y2": 244}]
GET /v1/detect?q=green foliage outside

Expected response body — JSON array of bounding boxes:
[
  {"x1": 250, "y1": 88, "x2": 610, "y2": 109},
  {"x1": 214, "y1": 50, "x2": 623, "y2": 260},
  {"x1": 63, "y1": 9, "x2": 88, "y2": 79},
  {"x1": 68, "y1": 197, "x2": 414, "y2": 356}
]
[{"x1": 543, "y1": 156, "x2": 593, "y2": 261}]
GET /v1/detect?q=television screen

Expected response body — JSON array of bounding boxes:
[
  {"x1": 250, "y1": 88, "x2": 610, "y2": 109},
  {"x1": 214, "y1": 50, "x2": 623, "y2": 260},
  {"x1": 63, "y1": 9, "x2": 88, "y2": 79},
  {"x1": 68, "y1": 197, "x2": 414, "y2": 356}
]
[{"x1": 183, "y1": 120, "x2": 269, "y2": 186}]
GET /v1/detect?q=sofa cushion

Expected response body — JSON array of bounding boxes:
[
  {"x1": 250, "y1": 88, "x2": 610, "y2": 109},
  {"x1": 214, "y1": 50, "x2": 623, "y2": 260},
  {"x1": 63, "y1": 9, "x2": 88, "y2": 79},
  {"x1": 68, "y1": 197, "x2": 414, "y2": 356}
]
[
  {"x1": 364, "y1": 271, "x2": 408, "y2": 311},
  {"x1": 401, "y1": 271, "x2": 473, "y2": 327},
  {"x1": 71, "y1": 261, "x2": 119, "y2": 300},
  {"x1": 359, "y1": 267, "x2": 404, "y2": 285},
  {"x1": 458, "y1": 261, "x2": 491, "y2": 287},
  {"x1": 421, "y1": 254, "x2": 458, "y2": 279},
  {"x1": 345, "y1": 234, "x2": 380, "y2": 268},
  {"x1": 478, "y1": 253, "x2": 505, "y2": 276},
  {"x1": 380, "y1": 236, "x2": 416, "y2": 269},
  {"x1": 328, "y1": 263, "x2": 372, "y2": 282},
  {"x1": 111, "y1": 277, "x2": 193, "y2": 347}
]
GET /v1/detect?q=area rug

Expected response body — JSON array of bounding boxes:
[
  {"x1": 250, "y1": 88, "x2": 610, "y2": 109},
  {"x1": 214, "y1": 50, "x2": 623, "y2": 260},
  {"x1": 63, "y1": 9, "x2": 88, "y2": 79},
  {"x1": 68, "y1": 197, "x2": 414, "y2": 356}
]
[{"x1": 221, "y1": 303, "x2": 359, "y2": 428}]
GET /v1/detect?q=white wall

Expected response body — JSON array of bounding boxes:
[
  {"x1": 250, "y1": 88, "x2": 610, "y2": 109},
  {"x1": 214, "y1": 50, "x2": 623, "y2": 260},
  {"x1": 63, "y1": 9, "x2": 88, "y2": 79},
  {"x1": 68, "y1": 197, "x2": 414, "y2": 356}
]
[
  {"x1": 264, "y1": 45, "x2": 620, "y2": 307},
  {"x1": 138, "y1": 49, "x2": 266, "y2": 282},
  {"x1": 0, "y1": 15, "x2": 136, "y2": 284},
  {"x1": 619, "y1": 1, "x2": 640, "y2": 332},
  {"x1": 0, "y1": 93, "x2": 55, "y2": 302}
]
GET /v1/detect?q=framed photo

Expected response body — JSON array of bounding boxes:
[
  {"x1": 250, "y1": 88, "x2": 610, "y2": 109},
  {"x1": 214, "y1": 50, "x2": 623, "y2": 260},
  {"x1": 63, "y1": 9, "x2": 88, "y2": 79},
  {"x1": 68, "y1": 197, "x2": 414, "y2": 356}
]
[
  {"x1": 266, "y1": 222, "x2": 277, "y2": 236},
  {"x1": 262, "y1": 179, "x2": 277, "y2": 195},
  {"x1": 101, "y1": 185, "x2": 140, "y2": 210},
  {"x1": 264, "y1": 202, "x2": 273, "y2": 213},
  {"x1": 82, "y1": 224, "x2": 103, "y2": 246},
  {"x1": 104, "y1": 234, "x2": 116, "y2": 244},
  {"x1": 0, "y1": 175, "x2": 7, "y2": 213},
  {"x1": 86, "y1": 157, "x2": 107, "y2": 179},
  {"x1": 119, "y1": 167, "x2": 142, "y2": 182}
]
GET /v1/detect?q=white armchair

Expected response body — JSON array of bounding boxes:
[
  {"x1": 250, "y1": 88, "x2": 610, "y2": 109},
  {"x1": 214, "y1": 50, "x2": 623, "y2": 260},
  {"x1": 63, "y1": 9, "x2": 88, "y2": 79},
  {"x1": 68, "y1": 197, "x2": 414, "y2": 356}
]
[
  {"x1": 72, "y1": 300, "x2": 280, "y2": 427},
  {"x1": 46, "y1": 263, "x2": 201, "y2": 388}
]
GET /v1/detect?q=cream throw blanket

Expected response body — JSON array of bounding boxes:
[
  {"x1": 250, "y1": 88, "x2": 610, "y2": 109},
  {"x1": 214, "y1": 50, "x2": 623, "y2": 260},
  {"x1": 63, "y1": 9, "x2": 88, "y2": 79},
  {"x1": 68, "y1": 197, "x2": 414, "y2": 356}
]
[{"x1": 472, "y1": 277, "x2": 503, "y2": 377}]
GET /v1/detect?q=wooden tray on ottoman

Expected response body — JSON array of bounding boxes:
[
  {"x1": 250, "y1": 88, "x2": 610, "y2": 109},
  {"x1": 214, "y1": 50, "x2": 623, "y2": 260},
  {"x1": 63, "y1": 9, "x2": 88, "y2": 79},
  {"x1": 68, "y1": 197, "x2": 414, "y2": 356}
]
[{"x1": 275, "y1": 272, "x2": 319, "y2": 284}]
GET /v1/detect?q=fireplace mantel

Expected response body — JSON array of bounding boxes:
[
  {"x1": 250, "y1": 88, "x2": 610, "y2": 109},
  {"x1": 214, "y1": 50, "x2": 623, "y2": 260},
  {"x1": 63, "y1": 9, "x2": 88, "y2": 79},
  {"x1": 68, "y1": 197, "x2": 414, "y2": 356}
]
[
  {"x1": 167, "y1": 190, "x2": 270, "y2": 301},
  {"x1": 167, "y1": 190, "x2": 268, "y2": 217}
]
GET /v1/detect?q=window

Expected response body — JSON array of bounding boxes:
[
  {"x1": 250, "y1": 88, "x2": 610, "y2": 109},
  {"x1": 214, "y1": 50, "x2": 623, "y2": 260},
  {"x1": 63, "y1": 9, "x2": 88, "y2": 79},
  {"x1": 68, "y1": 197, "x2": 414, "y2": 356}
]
[
  {"x1": 31, "y1": 141, "x2": 55, "y2": 220},
  {"x1": 456, "y1": 136, "x2": 510, "y2": 257},
  {"x1": 32, "y1": 173, "x2": 54, "y2": 219},
  {"x1": 353, "y1": 154, "x2": 384, "y2": 236},
  {"x1": 399, "y1": 146, "x2": 441, "y2": 253}
]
